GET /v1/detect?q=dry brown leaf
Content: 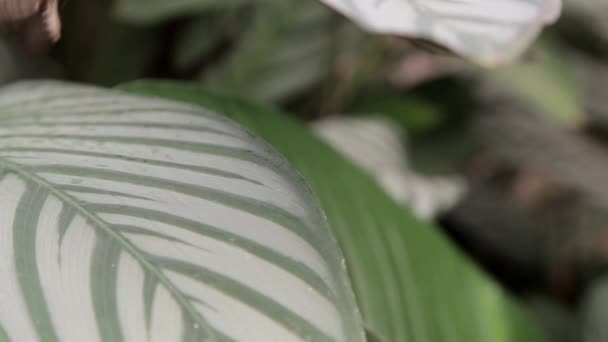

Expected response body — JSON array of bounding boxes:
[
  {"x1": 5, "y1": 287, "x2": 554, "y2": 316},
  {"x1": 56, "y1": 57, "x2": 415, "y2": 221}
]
[{"x1": 0, "y1": 0, "x2": 61, "y2": 45}]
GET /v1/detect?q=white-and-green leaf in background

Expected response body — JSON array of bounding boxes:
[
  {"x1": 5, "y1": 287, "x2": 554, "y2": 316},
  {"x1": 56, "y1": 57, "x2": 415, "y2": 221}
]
[
  {"x1": 0, "y1": 81, "x2": 365, "y2": 342},
  {"x1": 317, "y1": 0, "x2": 562, "y2": 65},
  {"x1": 121, "y1": 80, "x2": 548, "y2": 342}
]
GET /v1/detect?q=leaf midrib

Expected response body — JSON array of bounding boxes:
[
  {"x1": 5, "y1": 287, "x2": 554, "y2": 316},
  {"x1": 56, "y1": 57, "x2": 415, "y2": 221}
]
[{"x1": 0, "y1": 157, "x2": 219, "y2": 342}]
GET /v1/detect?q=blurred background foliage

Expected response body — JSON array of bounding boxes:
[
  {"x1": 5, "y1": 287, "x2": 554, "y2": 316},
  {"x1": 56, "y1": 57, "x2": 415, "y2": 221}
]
[{"x1": 2, "y1": 0, "x2": 608, "y2": 340}]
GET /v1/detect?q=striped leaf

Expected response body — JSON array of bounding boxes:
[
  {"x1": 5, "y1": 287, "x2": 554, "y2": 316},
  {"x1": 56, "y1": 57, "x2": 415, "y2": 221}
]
[
  {"x1": 318, "y1": 0, "x2": 562, "y2": 65},
  {"x1": 121, "y1": 81, "x2": 547, "y2": 342},
  {"x1": 0, "y1": 81, "x2": 365, "y2": 342}
]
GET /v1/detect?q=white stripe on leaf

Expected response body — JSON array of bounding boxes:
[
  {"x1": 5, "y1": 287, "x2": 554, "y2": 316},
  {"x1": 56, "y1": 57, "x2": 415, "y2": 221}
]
[
  {"x1": 149, "y1": 286, "x2": 184, "y2": 342},
  {"x1": 39, "y1": 213, "x2": 101, "y2": 342},
  {"x1": 0, "y1": 176, "x2": 40, "y2": 342},
  {"x1": 167, "y1": 271, "x2": 306, "y2": 342},
  {"x1": 117, "y1": 253, "x2": 149, "y2": 342}
]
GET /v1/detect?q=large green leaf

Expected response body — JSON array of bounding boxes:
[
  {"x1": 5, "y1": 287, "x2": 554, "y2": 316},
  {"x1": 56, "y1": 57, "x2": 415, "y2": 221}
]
[
  {"x1": 0, "y1": 81, "x2": 364, "y2": 341},
  {"x1": 121, "y1": 80, "x2": 547, "y2": 342},
  {"x1": 318, "y1": 0, "x2": 562, "y2": 65}
]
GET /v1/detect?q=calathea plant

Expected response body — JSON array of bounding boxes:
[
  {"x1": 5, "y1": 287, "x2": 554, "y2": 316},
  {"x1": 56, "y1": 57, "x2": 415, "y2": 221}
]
[{"x1": 0, "y1": 0, "x2": 561, "y2": 341}]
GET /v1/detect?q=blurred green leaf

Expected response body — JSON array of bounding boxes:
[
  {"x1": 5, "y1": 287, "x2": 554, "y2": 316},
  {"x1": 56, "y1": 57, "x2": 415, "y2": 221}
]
[
  {"x1": 577, "y1": 56, "x2": 608, "y2": 130},
  {"x1": 527, "y1": 296, "x2": 578, "y2": 342},
  {"x1": 347, "y1": 91, "x2": 444, "y2": 135},
  {"x1": 172, "y1": 11, "x2": 241, "y2": 71},
  {"x1": 562, "y1": 0, "x2": 608, "y2": 51},
  {"x1": 120, "y1": 80, "x2": 547, "y2": 342},
  {"x1": 203, "y1": 1, "x2": 336, "y2": 102},
  {"x1": 487, "y1": 39, "x2": 584, "y2": 127},
  {"x1": 57, "y1": 0, "x2": 164, "y2": 86},
  {"x1": 399, "y1": 77, "x2": 480, "y2": 175},
  {"x1": 582, "y1": 277, "x2": 608, "y2": 342},
  {"x1": 85, "y1": 24, "x2": 165, "y2": 86},
  {"x1": 114, "y1": 0, "x2": 246, "y2": 24},
  {"x1": 0, "y1": 38, "x2": 19, "y2": 82}
]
